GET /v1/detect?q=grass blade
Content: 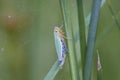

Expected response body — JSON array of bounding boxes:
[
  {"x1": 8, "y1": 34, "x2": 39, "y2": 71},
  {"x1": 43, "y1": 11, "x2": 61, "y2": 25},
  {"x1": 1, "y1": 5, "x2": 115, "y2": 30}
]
[
  {"x1": 106, "y1": 0, "x2": 120, "y2": 29},
  {"x1": 96, "y1": 11, "x2": 120, "y2": 47},
  {"x1": 85, "y1": 0, "x2": 106, "y2": 38},
  {"x1": 77, "y1": 0, "x2": 86, "y2": 70},
  {"x1": 84, "y1": 0, "x2": 102, "y2": 80},
  {"x1": 44, "y1": 60, "x2": 60, "y2": 80},
  {"x1": 60, "y1": 0, "x2": 80, "y2": 79}
]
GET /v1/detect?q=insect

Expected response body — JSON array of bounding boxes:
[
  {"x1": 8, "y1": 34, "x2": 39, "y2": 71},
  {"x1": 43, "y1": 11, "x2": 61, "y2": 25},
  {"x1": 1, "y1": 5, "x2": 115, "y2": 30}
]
[
  {"x1": 54, "y1": 25, "x2": 67, "y2": 68},
  {"x1": 97, "y1": 50, "x2": 102, "y2": 71}
]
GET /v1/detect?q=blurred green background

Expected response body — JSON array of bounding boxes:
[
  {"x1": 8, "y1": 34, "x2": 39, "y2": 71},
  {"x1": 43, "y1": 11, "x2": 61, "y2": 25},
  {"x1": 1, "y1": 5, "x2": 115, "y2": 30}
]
[{"x1": 0, "y1": 0, "x2": 120, "y2": 80}]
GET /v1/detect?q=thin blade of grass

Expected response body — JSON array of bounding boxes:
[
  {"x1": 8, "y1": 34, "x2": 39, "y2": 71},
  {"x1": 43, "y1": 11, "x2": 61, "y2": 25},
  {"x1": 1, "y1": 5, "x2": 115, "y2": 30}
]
[
  {"x1": 84, "y1": 0, "x2": 102, "y2": 80},
  {"x1": 77, "y1": 0, "x2": 86, "y2": 71},
  {"x1": 44, "y1": 60, "x2": 60, "y2": 80},
  {"x1": 85, "y1": 0, "x2": 106, "y2": 38},
  {"x1": 106, "y1": 0, "x2": 120, "y2": 29},
  {"x1": 96, "y1": 11, "x2": 120, "y2": 47},
  {"x1": 96, "y1": 23, "x2": 115, "y2": 47},
  {"x1": 60, "y1": 0, "x2": 80, "y2": 79}
]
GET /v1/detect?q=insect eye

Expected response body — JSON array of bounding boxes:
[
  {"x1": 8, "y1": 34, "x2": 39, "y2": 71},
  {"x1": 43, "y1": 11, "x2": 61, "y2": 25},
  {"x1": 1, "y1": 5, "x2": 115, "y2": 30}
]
[{"x1": 55, "y1": 30, "x2": 58, "y2": 32}]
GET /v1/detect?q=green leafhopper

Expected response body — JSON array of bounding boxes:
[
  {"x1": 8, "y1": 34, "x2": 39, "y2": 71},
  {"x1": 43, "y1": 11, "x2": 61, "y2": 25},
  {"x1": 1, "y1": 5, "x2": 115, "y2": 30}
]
[{"x1": 54, "y1": 25, "x2": 67, "y2": 68}]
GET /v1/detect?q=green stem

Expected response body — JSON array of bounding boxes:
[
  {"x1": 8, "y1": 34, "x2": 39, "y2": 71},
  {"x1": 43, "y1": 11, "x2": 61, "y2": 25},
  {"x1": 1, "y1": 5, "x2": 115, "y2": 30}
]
[
  {"x1": 84, "y1": 0, "x2": 102, "y2": 80},
  {"x1": 97, "y1": 70, "x2": 102, "y2": 80},
  {"x1": 44, "y1": 61, "x2": 60, "y2": 80},
  {"x1": 106, "y1": 0, "x2": 120, "y2": 29},
  {"x1": 77, "y1": 0, "x2": 86, "y2": 73},
  {"x1": 60, "y1": 0, "x2": 80, "y2": 80}
]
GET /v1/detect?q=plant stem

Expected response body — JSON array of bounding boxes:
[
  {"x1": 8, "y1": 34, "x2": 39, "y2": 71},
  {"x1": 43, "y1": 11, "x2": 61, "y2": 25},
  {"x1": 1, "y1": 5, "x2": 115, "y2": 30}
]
[
  {"x1": 60, "y1": 0, "x2": 80, "y2": 80},
  {"x1": 84, "y1": 0, "x2": 102, "y2": 80},
  {"x1": 106, "y1": 0, "x2": 120, "y2": 29},
  {"x1": 77, "y1": 0, "x2": 86, "y2": 73},
  {"x1": 44, "y1": 61, "x2": 60, "y2": 80}
]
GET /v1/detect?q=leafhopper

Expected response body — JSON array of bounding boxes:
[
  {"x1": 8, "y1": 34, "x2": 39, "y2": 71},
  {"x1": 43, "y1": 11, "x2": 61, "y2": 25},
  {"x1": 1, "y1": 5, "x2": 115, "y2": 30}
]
[{"x1": 54, "y1": 25, "x2": 67, "y2": 68}]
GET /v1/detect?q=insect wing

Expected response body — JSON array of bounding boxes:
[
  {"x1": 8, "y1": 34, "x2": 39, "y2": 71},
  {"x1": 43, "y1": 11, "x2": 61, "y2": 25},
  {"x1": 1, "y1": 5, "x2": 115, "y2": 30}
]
[
  {"x1": 61, "y1": 39, "x2": 67, "y2": 56},
  {"x1": 54, "y1": 31, "x2": 63, "y2": 61}
]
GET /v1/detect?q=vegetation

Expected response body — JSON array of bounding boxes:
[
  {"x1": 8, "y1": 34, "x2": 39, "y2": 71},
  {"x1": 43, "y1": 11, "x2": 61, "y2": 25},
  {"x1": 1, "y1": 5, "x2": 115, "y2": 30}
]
[{"x1": 0, "y1": 0, "x2": 120, "y2": 80}]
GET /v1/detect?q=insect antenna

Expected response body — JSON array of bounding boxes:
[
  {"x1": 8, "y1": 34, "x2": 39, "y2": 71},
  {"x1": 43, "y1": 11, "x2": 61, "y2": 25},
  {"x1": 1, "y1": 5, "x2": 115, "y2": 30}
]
[{"x1": 60, "y1": 21, "x2": 64, "y2": 29}]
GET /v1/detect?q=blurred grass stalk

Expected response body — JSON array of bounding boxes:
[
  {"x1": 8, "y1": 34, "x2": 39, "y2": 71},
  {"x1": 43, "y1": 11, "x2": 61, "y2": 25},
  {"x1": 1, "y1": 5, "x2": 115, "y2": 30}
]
[
  {"x1": 44, "y1": 61, "x2": 60, "y2": 80},
  {"x1": 84, "y1": 0, "x2": 102, "y2": 80},
  {"x1": 77, "y1": 0, "x2": 86, "y2": 70},
  {"x1": 106, "y1": 0, "x2": 120, "y2": 29},
  {"x1": 60, "y1": 0, "x2": 82, "y2": 80},
  {"x1": 85, "y1": 0, "x2": 106, "y2": 38}
]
